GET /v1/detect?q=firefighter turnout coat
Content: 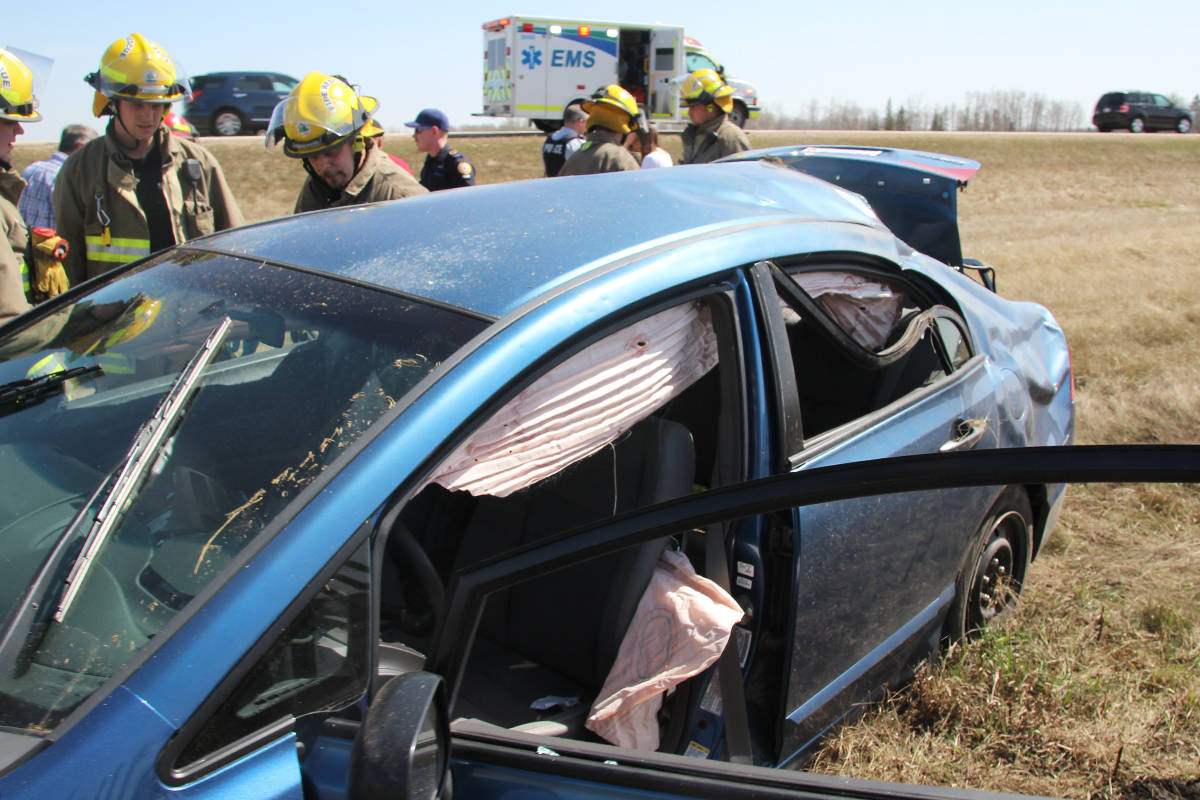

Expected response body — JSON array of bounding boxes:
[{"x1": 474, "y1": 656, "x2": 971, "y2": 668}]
[
  {"x1": 294, "y1": 145, "x2": 428, "y2": 213},
  {"x1": 680, "y1": 114, "x2": 750, "y2": 165},
  {"x1": 53, "y1": 123, "x2": 243, "y2": 285},
  {"x1": 0, "y1": 167, "x2": 31, "y2": 321}
]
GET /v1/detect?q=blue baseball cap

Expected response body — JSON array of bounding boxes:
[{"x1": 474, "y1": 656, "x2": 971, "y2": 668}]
[{"x1": 404, "y1": 108, "x2": 450, "y2": 131}]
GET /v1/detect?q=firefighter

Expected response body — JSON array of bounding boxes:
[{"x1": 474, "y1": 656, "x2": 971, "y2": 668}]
[
  {"x1": 0, "y1": 47, "x2": 39, "y2": 320},
  {"x1": 678, "y1": 68, "x2": 749, "y2": 165},
  {"x1": 53, "y1": 33, "x2": 243, "y2": 288},
  {"x1": 268, "y1": 73, "x2": 427, "y2": 211},
  {"x1": 558, "y1": 85, "x2": 642, "y2": 176}
]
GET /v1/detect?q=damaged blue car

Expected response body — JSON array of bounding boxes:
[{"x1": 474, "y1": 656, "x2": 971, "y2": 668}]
[{"x1": 0, "y1": 156, "x2": 1074, "y2": 798}]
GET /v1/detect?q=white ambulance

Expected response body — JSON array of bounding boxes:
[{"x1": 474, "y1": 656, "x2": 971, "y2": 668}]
[{"x1": 482, "y1": 16, "x2": 760, "y2": 131}]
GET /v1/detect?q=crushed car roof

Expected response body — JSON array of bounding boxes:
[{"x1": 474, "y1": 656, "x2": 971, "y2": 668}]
[{"x1": 196, "y1": 162, "x2": 888, "y2": 318}]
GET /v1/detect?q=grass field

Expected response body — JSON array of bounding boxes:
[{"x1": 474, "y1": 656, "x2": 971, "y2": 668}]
[{"x1": 12, "y1": 130, "x2": 1200, "y2": 798}]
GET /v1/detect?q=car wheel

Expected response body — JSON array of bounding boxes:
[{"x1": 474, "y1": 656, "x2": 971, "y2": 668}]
[
  {"x1": 728, "y1": 102, "x2": 749, "y2": 129},
  {"x1": 1178, "y1": 117, "x2": 1192, "y2": 134},
  {"x1": 943, "y1": 487, "x2": 1032, "y2": 644},
  {"x1": 1129, "y1": 116, "x2": 1146, "y2": 133},
  {"x1": 213, "y1": 109, "x2": 246, "y2": 136}
]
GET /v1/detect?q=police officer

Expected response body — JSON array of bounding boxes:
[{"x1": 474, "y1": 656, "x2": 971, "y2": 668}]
[
  {"x1": 406, "y1": 109, "x2": 476, "y2": 191},
  {"x1": 558, "y1": 85, "x2": 642, "y2": 176},
  {"x1": 678, "y1": 69, "x2": 750, "y2": 165},
  {"x1": 268, "y1": 73, "x2": 426, "y2": 212},
  {"x1": 53, "y1": 33, "x2": 243, "y2": 287},
  {"x1": 542, "y1": 104, "x2": 587, "y2": 177},
  {"x1": 0, "y1": 48, "x2": 39, "y2": 320}
]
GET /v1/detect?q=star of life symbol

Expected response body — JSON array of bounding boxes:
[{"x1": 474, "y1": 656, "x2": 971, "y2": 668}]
[{"x1": 521, "y1": 47, "x2": 542, "y2": 69}]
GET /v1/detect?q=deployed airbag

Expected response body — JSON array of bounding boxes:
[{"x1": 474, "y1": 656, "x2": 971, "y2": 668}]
[{"x1": 586, "y1": 548, "x2": 743, "y2": 751}]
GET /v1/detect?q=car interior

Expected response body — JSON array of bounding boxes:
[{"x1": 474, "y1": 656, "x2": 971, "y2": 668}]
[{"x1": 369, "y1": 264, "x2": 972, "y2": 755}]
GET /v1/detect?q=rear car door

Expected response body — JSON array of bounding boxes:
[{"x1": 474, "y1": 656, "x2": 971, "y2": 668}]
[{"x1": 749, "y1": 260, "x2": 1000, "y2": 759}]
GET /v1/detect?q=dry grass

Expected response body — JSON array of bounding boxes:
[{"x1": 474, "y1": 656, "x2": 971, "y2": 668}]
[{"x1": 13, "y1": 130, "x2": 1200, "y2": 798}]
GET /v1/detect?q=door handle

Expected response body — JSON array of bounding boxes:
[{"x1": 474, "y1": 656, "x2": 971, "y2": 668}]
[{"x1": 940, "y1": 418, "x2": 987, "y2": 452}]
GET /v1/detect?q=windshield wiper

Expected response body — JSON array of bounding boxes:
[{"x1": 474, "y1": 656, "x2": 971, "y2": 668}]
[
  {"x1": 54, "y1": 316, "x2": 232, "y2": 622},
  {"x1": 0, "y1": 365, "x2": 104, "y2": 417}
]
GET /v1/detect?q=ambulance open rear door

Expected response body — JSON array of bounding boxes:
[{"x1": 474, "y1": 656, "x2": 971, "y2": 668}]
[{"x1": 647, "y1": 27, "x2": 683, "y2": 121}]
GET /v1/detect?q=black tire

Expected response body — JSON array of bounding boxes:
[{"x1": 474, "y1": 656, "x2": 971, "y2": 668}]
[
  {"x1": 1129, "y1": 116, "x2": 1146, "y2": 133},
  {"x1": 728, "y1": 102, "x2": 748, "y2": 129},
  {"x1": 943, "y1": 487, "x2": 1033, "y2": 644},
  {"x1": 212, "y1": 108, "x2": 246, "y2": 136},
  {"x1": 1096, "y1": 125, "x2": 1112, "y2": 132},
  {"x1": 1177, "y1": 117, "x2": 1192, "y2": 134}
]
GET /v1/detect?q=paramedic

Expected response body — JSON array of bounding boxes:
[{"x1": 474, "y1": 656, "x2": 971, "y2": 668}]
[
  {"x1": 406, "y1": 108, "x2": 476, "y2": 191},
  {"x1": 54, "y1": 33, "x2": 243, "y2": 287},
  {"x1": 558, "y1": 86, "x2": 641, "y2": 176},
  {"x1": 267, "y1": 72, "x2": 426, "y2": 212},
  {"x1": 678, "y1": 68, "x2": 749, "y2": 165}
]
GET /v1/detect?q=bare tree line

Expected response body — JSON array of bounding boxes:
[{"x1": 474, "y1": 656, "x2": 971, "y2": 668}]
[{"x1": 756, "y1": 90, "x2": 1089, "y2": 131}]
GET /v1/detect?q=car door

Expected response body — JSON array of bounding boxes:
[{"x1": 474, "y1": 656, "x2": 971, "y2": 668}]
[
  {"x1": 1149, "y1": 94, "x2": 1175, "y2": 130},
  {"x1": 231, "y1": 73, "x2": 281, "y2": 127},
  {"x1": 749, "y1": 260, "x2": 1001, "y2": 759}
]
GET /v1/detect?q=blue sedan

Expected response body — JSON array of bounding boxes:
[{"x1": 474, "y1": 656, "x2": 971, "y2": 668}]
[{"x1": 0, "y1": 159, "x2": 1074, "y2": 797}]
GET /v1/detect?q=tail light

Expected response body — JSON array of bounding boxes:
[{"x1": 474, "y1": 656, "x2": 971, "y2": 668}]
[
  {"x1": 1119, "y1": 104, "x2": 1129, "y2": 112},
  {"x1": 190, "y1": 90, "x2": 204, "y2": 101}
]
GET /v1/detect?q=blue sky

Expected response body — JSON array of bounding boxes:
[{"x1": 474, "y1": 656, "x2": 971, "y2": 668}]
[{"x1": 9, "y1": 0, "x2": 1199, "y2": 140}]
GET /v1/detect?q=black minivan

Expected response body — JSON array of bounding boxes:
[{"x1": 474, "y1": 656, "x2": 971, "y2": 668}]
[
  {"x1": 185, "y1": 72, "x2": 299, "y2": 136},
  {"x1": 1093, "y1": 91, "x2": 1193, "y2": 133}
]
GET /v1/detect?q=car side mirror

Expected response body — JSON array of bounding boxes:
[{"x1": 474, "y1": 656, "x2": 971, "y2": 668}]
[{"x1": 349, "y1": 672, "x2": 450, "y2": 800}]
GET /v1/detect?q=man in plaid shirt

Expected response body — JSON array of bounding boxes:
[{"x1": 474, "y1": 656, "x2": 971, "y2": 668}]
[{"x1": 18, "y1": 124, "x2": 97, "y2": 230}]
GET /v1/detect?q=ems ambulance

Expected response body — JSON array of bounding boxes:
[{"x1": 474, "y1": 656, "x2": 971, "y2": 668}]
[{"x1": 482, "y1": 16, "x2": 760, "y2": 131}]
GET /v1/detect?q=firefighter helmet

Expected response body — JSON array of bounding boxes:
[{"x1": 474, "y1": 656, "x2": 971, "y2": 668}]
[
  {"x1": 0, "y1": 48, "x2": 42, "y2": 122},
  {"x1": 680, "y1": 68, "x2": 735, "y2": 114},
  {"x1": 265, "y1": 72, "x2": 375, "y2": 158},
  {"x1": 163, "y1": 111, "x2": 197, "y2": 140},
  {"x1": 86, "y1": 33, "x2": 189, "y2": 117},
  {"x1": 581, "y1": 84, "x2": 640, "y2": 135}
]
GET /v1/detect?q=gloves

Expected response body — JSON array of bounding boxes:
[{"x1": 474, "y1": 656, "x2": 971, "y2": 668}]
[{"x1": 30, "y1": 227, "x2": 70, "y2": 299}]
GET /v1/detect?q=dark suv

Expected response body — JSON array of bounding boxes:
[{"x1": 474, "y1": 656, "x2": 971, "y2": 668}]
[
  {"x1": 1093, "y1": 91, "x2": 1193, "y2": 133},
  {"x1": 185, "y1": 72, "x2": 298, "y2": 136}
]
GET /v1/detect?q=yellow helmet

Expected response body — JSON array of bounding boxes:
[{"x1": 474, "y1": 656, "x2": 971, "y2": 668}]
[
  {"x1": 581, "y1": 84, "x2": 640, "y2": 135},
  {"x1": 360, "y1": 95, "x2": 384, "y2": 137},
  {"x1": 265, "y1": 72, "x2": 375, "y2": 158},
  {"x1": 64, "y1": 294, "x2": 162, "y2": 356},
  {"x1": 0, "y1": 48, "x2": 42, "y2": 122},
  {"x1": 680, "y1": 68, "x2": 735, "y2": 114},
  {"x1": 85, "y1": 33, "x2": 188, "y2": 117}
]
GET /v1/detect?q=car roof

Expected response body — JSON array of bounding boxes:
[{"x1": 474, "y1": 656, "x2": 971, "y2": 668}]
[
  {"x1": 197, "y1": 162, "x2": 890, "y2": 319},
  {"x1": 192, "y1": 71, "x2": 294, "y2": 79}
]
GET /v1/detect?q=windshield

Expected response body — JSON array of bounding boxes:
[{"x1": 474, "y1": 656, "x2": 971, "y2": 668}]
[{"x1": 0, "y1": 250, "x2": 487, "y2": 734}]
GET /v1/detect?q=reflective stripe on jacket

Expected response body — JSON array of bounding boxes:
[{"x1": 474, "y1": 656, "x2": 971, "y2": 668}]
[{"x1": 53, "y1": 122, "x2": 244, "y2": 285}]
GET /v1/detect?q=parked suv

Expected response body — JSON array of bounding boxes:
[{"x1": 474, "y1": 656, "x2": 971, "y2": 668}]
[
  {"x1": 1093, "y1": 91, "x2": 1193, "y2": 133},
  {"x1": 185, "y1": 71, "x2": 298, "y2": 136}
]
